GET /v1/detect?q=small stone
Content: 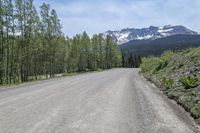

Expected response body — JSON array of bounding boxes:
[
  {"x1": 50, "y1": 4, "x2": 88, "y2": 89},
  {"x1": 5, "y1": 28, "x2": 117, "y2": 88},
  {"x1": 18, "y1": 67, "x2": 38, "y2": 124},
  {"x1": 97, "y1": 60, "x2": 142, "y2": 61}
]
[
  {"x1": 185, "y1": 71, "x2": 190, "y2": 75},
  {"x1": 193, "y1": 97, "x2": 200, "y2": 103}
]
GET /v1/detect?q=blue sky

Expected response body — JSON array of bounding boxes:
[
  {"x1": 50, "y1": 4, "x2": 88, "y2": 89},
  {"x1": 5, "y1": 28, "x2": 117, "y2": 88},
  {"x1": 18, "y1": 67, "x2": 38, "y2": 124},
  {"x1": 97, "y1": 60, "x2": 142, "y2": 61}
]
[{"x1": 34, "y1": 0, "x2": 200, "y2": 37}]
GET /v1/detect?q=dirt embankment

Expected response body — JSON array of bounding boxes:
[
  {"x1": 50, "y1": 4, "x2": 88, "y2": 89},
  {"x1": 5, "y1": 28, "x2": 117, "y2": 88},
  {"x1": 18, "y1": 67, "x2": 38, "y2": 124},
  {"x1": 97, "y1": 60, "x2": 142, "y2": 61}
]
[{"x1": 140, "y1": 47, "x2": 200, "y2": 124}]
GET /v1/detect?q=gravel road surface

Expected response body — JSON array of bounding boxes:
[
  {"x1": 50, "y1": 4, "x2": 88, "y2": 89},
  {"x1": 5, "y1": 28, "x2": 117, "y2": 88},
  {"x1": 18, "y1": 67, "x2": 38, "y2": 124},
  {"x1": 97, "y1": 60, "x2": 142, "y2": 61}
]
[{"x1": 0, "y1": 68, "x2": 198, "y2": 133}]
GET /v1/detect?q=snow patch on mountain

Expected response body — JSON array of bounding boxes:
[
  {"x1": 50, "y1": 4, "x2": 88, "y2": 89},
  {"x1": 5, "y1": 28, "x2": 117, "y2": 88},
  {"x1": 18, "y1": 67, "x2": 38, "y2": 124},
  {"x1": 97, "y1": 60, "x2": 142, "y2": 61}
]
[
  {"x1": 158, "y1": 28, "x2": 173, "y2": 33},
  {"x1": 137, "y1": 35, "x2": 154, "y2": 40}
]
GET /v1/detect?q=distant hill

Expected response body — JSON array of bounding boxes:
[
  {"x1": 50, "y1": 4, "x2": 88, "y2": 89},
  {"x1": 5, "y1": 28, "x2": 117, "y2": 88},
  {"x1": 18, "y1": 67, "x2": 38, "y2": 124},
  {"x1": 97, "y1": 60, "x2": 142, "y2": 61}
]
[
  {"x1": 120, "y1": 34, "x2": 200, "y2": 56},
  {"x1": 103, "y1": 25, "x2": 198, "y2": 44}
]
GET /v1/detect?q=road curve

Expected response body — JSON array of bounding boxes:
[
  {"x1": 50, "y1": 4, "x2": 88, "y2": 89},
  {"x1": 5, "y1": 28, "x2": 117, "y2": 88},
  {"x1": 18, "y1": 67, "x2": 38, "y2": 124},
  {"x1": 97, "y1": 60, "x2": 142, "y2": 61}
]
[{"x1": 0, "y1": 68, "x2": 198, "y2": 133}]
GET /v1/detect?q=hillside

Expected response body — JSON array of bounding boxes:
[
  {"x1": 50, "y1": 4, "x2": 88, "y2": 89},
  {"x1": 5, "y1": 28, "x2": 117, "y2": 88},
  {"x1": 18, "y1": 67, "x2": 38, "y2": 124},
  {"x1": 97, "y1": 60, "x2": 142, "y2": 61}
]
[
  {"x1": 140, "y1": 47, "x2": 200, "y2": 123},
  {"x1": 120, "y1": 34, "x2": 200, "y2": 57}
]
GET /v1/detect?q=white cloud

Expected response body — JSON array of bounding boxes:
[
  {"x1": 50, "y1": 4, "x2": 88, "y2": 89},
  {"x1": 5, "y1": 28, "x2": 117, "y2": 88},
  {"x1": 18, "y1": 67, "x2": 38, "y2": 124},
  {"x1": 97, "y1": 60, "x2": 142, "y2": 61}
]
[{"x1": 34, "y1": 0, "x2": 200, "y2": 37}]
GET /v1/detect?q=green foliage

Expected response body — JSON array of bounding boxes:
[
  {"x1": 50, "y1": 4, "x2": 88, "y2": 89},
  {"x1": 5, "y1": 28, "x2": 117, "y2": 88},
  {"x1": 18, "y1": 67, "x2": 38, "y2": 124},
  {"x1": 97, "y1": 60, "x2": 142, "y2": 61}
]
[
  {"x1": 191, "y1": 108, "x2": 200, "y2": 119},
  {"x1": 191, "y1": 103, "x2": 200, "y2": 119},
  {"x1": 161, "y1": 77, "x2": 174, "y2": 90},
  {"x1": 187, "y1": 47, "x2": 200, "y2": 58},
  {"x1": 122, "y1": 55, "x2": 142, "y2": 68},
  {"x1": 140, "y1": 56, "x2": 159, "y2": 74},
  {"x1": 179, "y1": 76, "x2": 198, "y2": 89},
  {"x1": 140, "y1": 47, "x2": 200, "y2": 123},
  {"x1": 96, "y1": 68, "x2": 103, "y2": 72},
  {"x1": 156, "y1": 51, "x2": 174, "y2": 71},
  {"x1": 177, "y1": 61, "x2": 184, "y2": 68},
  {"x1": 155, "y1": 59, "x2": 168, "y2": 71},
  {"x1": 140, "y1": 51, "x2": 174, "y2": 74},
  {"x1": 0, "y1": 0, "x2": 122, "y2": 85},
  {"x1": 183, "y1": 100, "x2": 195, "y2": 110}
]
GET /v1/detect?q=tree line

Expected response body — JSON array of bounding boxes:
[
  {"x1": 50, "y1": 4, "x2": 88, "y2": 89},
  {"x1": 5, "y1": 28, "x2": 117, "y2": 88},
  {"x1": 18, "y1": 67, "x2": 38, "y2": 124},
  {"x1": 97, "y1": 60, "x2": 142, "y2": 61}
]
[
  {"x1": 122, "y1": 54, "x2": 142, "y2": 68},
  {"x1": 0, "y1": 0, "x2": 122, "y2": 85}
]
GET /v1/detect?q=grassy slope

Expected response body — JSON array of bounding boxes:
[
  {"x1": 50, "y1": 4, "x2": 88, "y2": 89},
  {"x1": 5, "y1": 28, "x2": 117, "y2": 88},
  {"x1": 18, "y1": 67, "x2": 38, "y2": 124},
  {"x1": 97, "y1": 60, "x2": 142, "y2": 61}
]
[{"x1": 140, "y1": 47, "x2": 200, "y2": 123}]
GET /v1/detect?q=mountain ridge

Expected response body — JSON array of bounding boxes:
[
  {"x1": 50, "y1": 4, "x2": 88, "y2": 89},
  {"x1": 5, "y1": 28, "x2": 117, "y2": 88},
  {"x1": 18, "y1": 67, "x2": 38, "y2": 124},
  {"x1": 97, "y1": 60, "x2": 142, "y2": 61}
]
[
  {"x1": 103, "y1": 25, "x2": 198, "y2": 44},
  {"x1": 120, "y1": 34, "x2": 200, "y2": 56}
]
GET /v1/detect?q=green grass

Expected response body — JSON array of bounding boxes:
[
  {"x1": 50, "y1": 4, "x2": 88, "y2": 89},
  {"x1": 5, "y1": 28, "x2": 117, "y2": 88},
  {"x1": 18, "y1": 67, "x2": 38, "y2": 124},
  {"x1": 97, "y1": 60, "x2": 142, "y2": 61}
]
[
  {"x1": 96, "y1": 68, "x2": 103, "y2": 72},
  {"x1": 62, "y1": 72, "x2": 77, "y2": 77},
  {"x1": 0, "y1": 69, "x2": 106, "y2": 90}
]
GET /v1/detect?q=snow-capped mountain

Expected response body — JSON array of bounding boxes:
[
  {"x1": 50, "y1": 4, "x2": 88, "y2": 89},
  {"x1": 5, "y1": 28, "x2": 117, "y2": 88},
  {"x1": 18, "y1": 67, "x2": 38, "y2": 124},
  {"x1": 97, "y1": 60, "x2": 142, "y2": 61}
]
[{"x1": 103, "y1": 25, "x2": 198, "y2": 44}]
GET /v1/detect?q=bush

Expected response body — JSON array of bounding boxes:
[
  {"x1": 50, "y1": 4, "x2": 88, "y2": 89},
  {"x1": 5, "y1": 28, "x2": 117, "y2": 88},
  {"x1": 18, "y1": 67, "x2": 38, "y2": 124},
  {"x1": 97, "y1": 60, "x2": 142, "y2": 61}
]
[
  {"x1": 162, "y1": 77, "x2": 174, "y2": 90},
  {"x1": 155, "y1": 59, "x2": 168, "y2": 71},
  {"x1": 177, "y1": 61, "x2": 184, "y2": 68},
  {"x1": 161, "y1": 50, "x2": 174, "y2": 61},
  {"x1": 140, "y1": 51, "x2": 174, "y2": 74},
  {"x1": 140, "y1": 56, "x2": 163, "y2": 74},
  {"x1": 179, "y1": 75, "x2": 198, "y2": 89}
]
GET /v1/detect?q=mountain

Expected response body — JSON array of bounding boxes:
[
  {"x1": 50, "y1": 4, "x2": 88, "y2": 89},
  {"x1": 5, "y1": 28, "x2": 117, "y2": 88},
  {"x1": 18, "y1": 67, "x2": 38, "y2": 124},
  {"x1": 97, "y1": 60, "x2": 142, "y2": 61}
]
[
  {"x1": 120, "y1": 34, "x2": 200, "y2": 56},
  {"x1": 104, "y1": 25, "x2": 198, "y2": 44}
]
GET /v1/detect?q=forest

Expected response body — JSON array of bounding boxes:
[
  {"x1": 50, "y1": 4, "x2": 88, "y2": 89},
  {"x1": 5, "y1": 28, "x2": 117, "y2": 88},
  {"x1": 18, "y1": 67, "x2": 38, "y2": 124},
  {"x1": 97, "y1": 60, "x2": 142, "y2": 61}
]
[
  {"x1": 0, "y1": 0, "x2": 122, "y2": 85},
  {"x1": 120, "y1": 34, "x2": 200, "y2": 57},
  {"x1": 121, "y1": 54, "x2": 141, "y2": 68}
]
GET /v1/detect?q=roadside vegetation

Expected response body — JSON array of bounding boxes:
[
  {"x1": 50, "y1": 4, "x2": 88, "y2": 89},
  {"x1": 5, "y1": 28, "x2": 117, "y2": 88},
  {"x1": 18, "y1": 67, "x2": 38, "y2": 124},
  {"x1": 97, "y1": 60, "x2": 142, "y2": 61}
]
[
  {"x1": 140, "y1": 47, "x2": 200, "y2": 123},
  {"x1": 0, "y1": 0, "x2": 122, "y2": 85}
]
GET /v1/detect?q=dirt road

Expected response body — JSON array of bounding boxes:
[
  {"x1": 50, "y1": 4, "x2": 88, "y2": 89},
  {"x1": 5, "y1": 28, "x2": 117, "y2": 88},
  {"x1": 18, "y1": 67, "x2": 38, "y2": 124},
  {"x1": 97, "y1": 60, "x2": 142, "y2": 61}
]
[{"x1": 0, "y1": 69, "x2": 198, "y2": 133}]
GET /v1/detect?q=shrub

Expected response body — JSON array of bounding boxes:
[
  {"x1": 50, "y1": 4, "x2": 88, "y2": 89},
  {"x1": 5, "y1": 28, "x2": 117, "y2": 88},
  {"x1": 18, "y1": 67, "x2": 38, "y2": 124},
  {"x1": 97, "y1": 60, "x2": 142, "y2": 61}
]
[
  {"x1": 162, "y1": 77, "x2": 174, "y2": 90},
  {"x1": 161, "y1": 50, "x2": 174, "y2": 61},
  {"x1": 155, "y1": 59, "x2": 168, "y2": 71},
  {"x1": 156, "y1": 51, "x2": 174, "y2": 71},
  {"x1": 140, "y1": 56, "x2": 165, "y2": 74},
  {"x1": 191, "y1": 107, "x2": 200, "y2": 119},
  {"x1": 177, "y1": 61, "x2": 184, "y2": 68},
  {"x1": 140, "y1": 51, "x2": 174, "y2": 74},
  {"x1": 179, "y1": 75, "x2": 198, "y2": 89}
]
